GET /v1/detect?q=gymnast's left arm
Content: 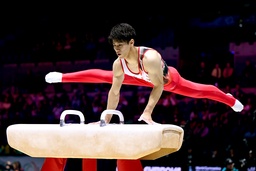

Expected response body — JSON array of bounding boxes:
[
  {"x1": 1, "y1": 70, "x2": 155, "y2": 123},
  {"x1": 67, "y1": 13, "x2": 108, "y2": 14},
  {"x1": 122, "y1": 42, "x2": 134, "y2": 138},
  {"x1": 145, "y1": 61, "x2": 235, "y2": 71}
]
[{"x1": 138, "y1": 51, "x2": 164, "y2": 125}]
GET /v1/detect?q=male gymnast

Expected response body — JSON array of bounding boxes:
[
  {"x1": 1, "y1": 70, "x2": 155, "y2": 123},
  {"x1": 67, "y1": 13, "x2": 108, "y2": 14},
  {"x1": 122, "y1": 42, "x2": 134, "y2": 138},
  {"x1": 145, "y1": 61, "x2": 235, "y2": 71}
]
[{"x1": 42, "y1": 23, "x2": 244, "y2": 171}]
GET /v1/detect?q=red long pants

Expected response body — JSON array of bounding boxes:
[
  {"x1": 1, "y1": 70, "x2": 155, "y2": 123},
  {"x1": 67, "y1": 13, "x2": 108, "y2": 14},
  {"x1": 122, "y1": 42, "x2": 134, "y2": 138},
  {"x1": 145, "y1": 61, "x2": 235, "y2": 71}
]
[
  {"x1": 41, "y1": 66, "x2": 236, "y2": 171},
  {"x1": 41, "y1": 158, "x2": 143, "y2": 171}
]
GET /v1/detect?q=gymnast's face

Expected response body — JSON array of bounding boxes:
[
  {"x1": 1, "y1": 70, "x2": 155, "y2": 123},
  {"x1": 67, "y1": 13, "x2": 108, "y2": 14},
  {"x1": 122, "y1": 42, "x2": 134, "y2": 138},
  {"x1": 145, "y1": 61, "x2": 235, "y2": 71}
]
[{"x1": 112, "y1": 39, "x2": 133, "y2": 58}]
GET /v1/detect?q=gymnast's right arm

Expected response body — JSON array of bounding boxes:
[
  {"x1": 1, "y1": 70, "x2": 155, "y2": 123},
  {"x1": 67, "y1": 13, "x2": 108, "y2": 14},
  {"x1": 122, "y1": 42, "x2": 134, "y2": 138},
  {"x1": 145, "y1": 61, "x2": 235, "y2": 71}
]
[{"x1": 105, "y1": 59, "x2": 124, "y2": 123}]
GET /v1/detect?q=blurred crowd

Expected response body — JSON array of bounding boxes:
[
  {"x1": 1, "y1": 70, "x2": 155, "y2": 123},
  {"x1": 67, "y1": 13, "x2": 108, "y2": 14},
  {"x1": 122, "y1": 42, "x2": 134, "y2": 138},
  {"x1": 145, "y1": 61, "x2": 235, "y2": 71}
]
[
  {"x1": 0, "y1": 58, "x2": 256, "y2": 169},
  {"x1": 0, "y1": 15, "x2": 256, "y2": 170}
]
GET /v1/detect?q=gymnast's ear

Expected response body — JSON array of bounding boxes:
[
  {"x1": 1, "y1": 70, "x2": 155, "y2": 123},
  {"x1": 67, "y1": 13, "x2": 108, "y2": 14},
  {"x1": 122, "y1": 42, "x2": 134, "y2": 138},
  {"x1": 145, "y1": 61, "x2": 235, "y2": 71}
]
[{"x1": 129, "y1": 39, "x2": 135, "y2": 45}]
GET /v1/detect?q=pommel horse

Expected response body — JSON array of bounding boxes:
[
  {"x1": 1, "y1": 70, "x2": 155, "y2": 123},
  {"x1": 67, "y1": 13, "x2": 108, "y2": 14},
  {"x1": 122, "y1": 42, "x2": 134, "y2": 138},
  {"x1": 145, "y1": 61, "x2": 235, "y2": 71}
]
[{"x1": 6, "y1": 110, "x2": 184, "y2": 160}]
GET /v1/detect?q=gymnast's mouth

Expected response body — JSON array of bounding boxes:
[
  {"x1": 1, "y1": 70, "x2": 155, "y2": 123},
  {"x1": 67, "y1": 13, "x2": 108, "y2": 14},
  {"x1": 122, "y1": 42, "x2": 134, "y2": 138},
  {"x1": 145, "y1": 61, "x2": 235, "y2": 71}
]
[{"x1": 117, "y1": 54, "x2": 124, "y2": 58}]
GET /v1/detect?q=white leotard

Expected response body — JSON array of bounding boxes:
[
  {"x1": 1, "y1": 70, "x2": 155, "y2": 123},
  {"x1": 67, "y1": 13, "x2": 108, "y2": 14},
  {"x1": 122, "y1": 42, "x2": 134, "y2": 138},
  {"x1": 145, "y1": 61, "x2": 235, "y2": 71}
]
[
  {"x1": 120, "y1": 46, "x2": 168, "y2": 83},
  {"x1": 120, "y1": 46, "x2": 151, "y2": 82}
]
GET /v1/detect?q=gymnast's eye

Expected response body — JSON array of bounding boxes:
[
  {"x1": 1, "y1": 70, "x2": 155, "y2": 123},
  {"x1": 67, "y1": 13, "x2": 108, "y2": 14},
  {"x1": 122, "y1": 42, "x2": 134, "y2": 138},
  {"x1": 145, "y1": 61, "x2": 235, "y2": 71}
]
[{"x1": 113, "y1": 44, "x2": 124, "y2": 49}]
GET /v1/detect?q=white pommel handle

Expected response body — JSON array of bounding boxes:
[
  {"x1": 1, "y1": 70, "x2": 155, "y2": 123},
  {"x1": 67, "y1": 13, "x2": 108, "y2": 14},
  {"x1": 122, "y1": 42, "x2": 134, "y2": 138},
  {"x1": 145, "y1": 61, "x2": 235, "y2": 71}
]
[
  {"x1": 100, "y1": 110, "x2": 124, "y2": 127},
  {"x1": 60, "y1": 110, "x2": 85, "y2": 127}
]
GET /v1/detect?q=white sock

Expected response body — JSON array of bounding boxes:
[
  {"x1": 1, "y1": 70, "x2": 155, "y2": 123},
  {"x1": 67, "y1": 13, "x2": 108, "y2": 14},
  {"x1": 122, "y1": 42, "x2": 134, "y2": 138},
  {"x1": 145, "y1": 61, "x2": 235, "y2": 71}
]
[
  {"x1": 226, "y1": 93, "x2": 244, "y2": 112},
  {"x1": 45, "y1": 72, "x2": 62, "y2": 83}
]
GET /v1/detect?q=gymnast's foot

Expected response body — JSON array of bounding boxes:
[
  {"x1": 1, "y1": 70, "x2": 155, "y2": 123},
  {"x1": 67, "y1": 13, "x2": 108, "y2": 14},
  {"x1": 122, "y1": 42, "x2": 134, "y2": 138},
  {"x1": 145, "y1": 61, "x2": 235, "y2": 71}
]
[
  {"x1": 45, "y1": 72, "x2": 62, "y2": 83},
  {"x1": 226, "y1": 93, "x2": 244, "y2": 112}
]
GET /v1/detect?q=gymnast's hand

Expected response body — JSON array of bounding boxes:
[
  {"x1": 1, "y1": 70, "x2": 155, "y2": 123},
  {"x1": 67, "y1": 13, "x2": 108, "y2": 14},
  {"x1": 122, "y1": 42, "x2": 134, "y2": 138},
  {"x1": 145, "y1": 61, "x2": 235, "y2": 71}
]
[
  {"x1": 138, "y1": 113, "x2": 161, "y2": 125},
  {"x1": 45, "y1": 72, "x2": 63, "y2": 83}
]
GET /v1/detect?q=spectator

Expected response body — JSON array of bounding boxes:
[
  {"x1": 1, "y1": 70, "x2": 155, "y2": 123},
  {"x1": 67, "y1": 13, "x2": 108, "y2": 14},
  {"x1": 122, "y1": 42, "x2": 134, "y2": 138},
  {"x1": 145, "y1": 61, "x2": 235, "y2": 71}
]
[
  {"x1": 211, "y1": 63, "x2": 222, "y2": 87},
  {"x1": 222, "y1": 62, "x2": 234, "y2": 88},
  {"x1": 221, "y1": 158, "x2": 239, "y2": 171}
]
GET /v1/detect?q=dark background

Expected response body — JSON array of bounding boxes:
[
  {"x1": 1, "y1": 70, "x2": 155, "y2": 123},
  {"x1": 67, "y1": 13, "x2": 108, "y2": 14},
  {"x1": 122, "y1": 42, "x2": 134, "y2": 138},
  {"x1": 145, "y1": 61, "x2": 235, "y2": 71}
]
[{"x1": 0, "y1": 1, "x2": 256, "y2": 171}]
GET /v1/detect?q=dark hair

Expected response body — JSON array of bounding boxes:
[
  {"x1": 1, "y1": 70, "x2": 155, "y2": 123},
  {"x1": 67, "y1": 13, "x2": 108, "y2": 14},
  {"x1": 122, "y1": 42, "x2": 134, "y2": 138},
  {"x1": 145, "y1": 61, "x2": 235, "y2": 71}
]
[{"x1": 108, "y1": 23, "x2": 136, "y2": 44}]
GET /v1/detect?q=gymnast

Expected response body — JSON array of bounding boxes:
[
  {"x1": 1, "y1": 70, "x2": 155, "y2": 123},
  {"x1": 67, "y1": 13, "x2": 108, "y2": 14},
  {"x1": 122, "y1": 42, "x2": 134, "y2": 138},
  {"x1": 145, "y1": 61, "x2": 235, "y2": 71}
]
[{"x1": 42, "y1": 23, "x2": 244, "y2": 171}]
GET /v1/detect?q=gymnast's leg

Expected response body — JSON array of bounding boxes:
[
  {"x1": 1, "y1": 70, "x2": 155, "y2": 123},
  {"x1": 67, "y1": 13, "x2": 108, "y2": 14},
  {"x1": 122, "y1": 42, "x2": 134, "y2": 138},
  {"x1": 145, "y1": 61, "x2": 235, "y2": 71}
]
[
  {"x1": 61, "y1": 69, "x2": 113, "y2": 83},
  {"x1": 41, "y1": 158, "x2": 67, "y2": 171},
  {"x1": 46, "y1": 69, "x2": 154, "y2": 88},
  {"x1": 165, "y1": 67, "x2": 243, "y2": 112}
]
